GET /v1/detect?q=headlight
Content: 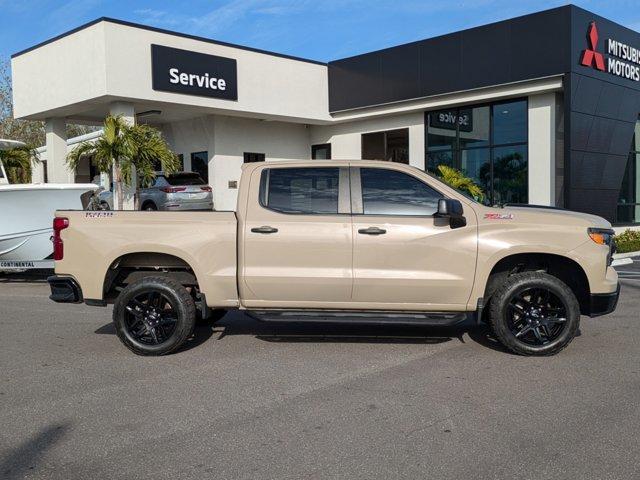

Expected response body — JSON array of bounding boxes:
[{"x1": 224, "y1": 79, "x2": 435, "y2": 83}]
[{"x1": 588, "y1": 228, "x2": 615, "y2": 246}]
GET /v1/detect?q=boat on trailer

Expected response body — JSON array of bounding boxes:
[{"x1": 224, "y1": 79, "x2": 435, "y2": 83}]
[{"x1": 0, "y1": 140, "x2": 98, "y2": 271}]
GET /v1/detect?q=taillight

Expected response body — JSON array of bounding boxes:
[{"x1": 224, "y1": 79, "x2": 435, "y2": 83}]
[
  {"x1": 160, "y1": 186, "x2": 186, "y2": 193},
  {"x1": 200, "y1": 186, "x2": 212, "y2": 192},
  {"x1": 52, "y1": 217, "x2": 69, "y2": 261}
]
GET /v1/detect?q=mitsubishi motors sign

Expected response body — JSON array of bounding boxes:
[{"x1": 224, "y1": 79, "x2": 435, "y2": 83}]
[{"x1": 581, "y1": 21, "x2": 640, "y2": 82}]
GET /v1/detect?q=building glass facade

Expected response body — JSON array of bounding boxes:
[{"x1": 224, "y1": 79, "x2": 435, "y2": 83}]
[
  {"x1": 617, "y1": 118, "x2": 640, "y2": 224},
  {"x1": 426, "y1": 99, "x2": 528, "y2": 205}
]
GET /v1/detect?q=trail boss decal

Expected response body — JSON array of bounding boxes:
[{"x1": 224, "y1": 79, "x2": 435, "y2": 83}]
[
  {"x1": 484, "y1": 213, "x2": 514, "y2": 220},
  {"x1": 85, "y1": 212, "x2": 115, "y2": 218},
  {"x1": 151, "y1": 45, "x2": 238, "y2": 100}
]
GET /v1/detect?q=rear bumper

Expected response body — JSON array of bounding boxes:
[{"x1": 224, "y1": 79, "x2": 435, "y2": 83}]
[
  {"x1": 47, "y1": 276, "x2": 83, "y2": 303},
  {"x1": 588, "y1": 284, "x2": 620, "y2": 317}
]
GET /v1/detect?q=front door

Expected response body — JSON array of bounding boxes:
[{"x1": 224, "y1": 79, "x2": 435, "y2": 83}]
[
  {"x1": 241, "y1": 165, "x2": 352, "y2": 309},
  {"x1": 350, "y1": 166, "x2": 477, "y2": 311}
]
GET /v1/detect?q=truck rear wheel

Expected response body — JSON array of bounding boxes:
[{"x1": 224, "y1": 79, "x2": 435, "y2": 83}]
[
  {"x1": 113, "y1": 276, "x2": 196, "y2": 356},
  {"x1": 489, "y1": 272, "x2": 580, "y2": 356}
]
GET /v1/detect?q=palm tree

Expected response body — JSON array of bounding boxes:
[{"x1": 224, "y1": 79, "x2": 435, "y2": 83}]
[
  {"x1": 66, "y1": 115, "x2": 179, "y2": 210},
  {"x1": 436, "y1": 164, "x2": 485, "y2": 203},
  {"x1": 0, "y1": 144, "x2": 39, "y2": 184}
]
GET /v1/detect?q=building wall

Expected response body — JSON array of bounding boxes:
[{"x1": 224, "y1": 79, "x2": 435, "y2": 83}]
[
  {"x1": 11, "y1": 22, "x2": 109, "y2": 119},
  {"x1": 310, "y1": 112, "x2": 426, "y2": 169}
]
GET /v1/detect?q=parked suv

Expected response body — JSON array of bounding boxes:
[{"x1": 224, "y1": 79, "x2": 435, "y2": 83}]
[{"x1": 98, "y1": 172, "x2": 213, "y2": 211}]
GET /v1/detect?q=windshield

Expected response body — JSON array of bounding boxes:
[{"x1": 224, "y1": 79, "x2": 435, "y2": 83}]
[{"x1": 164, "y1": 173, "x2": 205, "y2": 186}]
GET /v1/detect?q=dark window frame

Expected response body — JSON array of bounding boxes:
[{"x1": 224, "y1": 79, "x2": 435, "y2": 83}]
[
  {"x1": 190, "y1": 151, "x2": 209, "y2": 183},
  {"x1": 244, "y1": 152, "x2": 265, "y2": 163},
  {"x1": 361, "y1": 128, "x2": 410, "y2": 164},
  {"x1": 312, "y1": 143, "x2": 332, "y2": 160},
  {"x1": 425, "y1": 98, "x2": 528, "y2": 205}
]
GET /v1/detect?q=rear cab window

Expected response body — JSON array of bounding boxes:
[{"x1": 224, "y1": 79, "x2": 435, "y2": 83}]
[{"x1": 259, "y1": 167, "x2": 342, "y2": 214}]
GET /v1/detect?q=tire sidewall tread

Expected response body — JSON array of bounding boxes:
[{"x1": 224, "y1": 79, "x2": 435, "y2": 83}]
[
  {"x1": 489, "y1": 271, "x2": 580, "y2": 356},
  {"x1": 113, "y1": 276, "x2": 196, "y2": 356}
]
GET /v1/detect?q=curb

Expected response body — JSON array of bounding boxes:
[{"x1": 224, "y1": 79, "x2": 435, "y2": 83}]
[{"x1": 613, "y1": 251, "x2": 640, "y2": 259}]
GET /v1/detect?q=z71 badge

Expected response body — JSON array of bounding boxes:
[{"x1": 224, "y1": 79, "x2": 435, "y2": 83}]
[{"x1": 484, "y1": 213, "x2": 514, "y2": 220}]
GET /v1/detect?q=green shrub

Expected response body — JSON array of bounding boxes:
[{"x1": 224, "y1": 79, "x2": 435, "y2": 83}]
[{"x1": 616, "y1": 229, "x2": 640, "y2": 254}]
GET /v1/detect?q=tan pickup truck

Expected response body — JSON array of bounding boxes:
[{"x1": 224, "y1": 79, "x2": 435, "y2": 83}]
[{"x1": 48, "y1": 160, "x2": 619, "y2": 356}]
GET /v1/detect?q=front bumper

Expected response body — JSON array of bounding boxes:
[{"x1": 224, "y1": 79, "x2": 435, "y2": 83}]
[
  {"x1": 588, "y1": 283, "x2": 620, "y2": 317},
  {"x1": 47, "y1": 276, "x2": 83, "y2": 303}
]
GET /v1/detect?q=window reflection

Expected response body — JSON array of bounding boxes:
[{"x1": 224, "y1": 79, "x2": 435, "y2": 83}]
[
  {"x1": 616, "y1": 117, "x2": 640, "y2": 224},
  {"x1": 264, "y1": 168, "x2": 339, "y2": 214},
  {"x1": 426, "y1": 98, "x2": 528, "y2": 205},
  {"x1": 361, "y1": 168, "x2": 440, "y2": 216}
]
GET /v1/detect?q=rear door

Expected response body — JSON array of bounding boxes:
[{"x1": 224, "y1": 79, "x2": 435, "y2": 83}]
[
  {"x1": 350, "y1": 166, "x2": 477, "y2": 311},
  {"x1": 240, "y1": 165, "x2": 352, "y2": 308}
]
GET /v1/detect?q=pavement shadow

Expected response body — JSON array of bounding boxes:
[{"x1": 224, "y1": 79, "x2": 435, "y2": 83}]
[
  {"x1": 94, "y1": 312, "x2": 558, "y2": 353},
  {"x1": 0, "y1": 270, "x2": 51, "y2": 284},
  {"x1": 0, "y1": 421, "x2": 70, "y2": 480},
  {"x1": 215, "y1": 313, "x2": 482, "y2": 346},
  {"x1": 94, "y1": 321, "x2": 216, "y2": 354}
]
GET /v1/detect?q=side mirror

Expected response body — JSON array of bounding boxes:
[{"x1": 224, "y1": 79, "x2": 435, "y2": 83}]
[{"x1": 435, "y1": 198, "x2": 466, "y2": 229}]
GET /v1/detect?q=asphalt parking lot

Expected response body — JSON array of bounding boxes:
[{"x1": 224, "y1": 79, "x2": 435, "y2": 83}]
[{"x1": 1, "y1": 262, "x2": 639, "y2": 480}]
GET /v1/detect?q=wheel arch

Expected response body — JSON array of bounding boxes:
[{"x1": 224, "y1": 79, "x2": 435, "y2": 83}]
[
  {"x1": 480, "y1": 252, "x2": 591, "y2": 315},
  {"x1": 103, "y1": 251, "x2": 200, "y2": 301}
]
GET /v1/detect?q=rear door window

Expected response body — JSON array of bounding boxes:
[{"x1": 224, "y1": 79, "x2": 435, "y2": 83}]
[
  {"x1": 360, "y1": 168, "x2": 441, "y2": 216},
  {"x1": 260, "y1": 167, "x2": 340, "y2": 214}
]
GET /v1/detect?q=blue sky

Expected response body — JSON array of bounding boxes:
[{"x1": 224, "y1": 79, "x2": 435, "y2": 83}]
[{"x1": 1, "y1": 0, "x2": 640, "y2": 61}]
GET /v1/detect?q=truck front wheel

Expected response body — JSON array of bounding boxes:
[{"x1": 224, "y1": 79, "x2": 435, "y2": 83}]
[
  {"x1": 113, "y1": 276, "x2": 196, "y2": 356},
  {"x1": 489, "y1": 272, "x2": 580, "y2": 356}
]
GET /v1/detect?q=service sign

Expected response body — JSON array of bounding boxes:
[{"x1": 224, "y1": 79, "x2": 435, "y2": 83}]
[
  {"x1": 151, "y1": 44, "x2": 238, "y2": 100},
  {"x1": 429, "y1": 109, "x2": 473, "y2": 132}
]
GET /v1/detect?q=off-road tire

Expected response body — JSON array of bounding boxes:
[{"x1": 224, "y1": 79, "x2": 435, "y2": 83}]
[
  {"x1": 489, "y1": 272, "x2": 580, "y2": 356},
  {"x1": 113, "y1": 276, "x2": 196, "y2": 356}
]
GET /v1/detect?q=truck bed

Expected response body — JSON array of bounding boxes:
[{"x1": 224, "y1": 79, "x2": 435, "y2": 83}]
[{"x1": 54, "y1": 210, "x2": 239, "y2": 306}]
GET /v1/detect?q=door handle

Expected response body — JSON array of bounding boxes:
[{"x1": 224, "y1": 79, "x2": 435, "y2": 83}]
[
  {"x1": 358, "y1": 226, "x2": 386, "y2": 235},
  {"x1": 251, "y1": 226, "x2": 278, "y2": 234}
]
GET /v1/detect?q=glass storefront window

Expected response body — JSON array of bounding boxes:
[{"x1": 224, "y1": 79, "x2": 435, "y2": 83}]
[
  {"x1": 425, "y1": 98, "x2": 528, "y2": 205},
  {"x1": 492, "y1": 100, "x2": 527, "y2": 145},
  {"x1": 616, "y1": 116, "x2": 640, "y2": 225},
  {"x1": 459, "y1": 148, "x2": 491, "y2": 197},
  {"x1": 492, "y1": 145, "x2": 528, "y2": 205}
]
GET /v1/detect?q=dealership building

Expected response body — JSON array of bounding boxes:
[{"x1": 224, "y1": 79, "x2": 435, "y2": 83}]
[{"x1": 10, "y1": 4, "x2": 640, "y2": 224}]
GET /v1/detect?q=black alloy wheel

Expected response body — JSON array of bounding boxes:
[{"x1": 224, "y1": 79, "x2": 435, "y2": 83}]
[
  {"x1": 124, "y1": 291, "x2": 178, "y2": 345},
  {"x1": 113, "y1": 276, "x2": 196, "y2": 355},
  {"x1": 506, "y1": 287, "x2": 567, "y2": 346},
  {"x1": 489, "y1": 272, "x2": 580, "y2": 356}
]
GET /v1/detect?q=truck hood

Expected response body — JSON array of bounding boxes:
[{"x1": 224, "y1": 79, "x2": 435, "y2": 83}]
[{"x1": 480, "y1": 205, "x2": 612, "y2": 229}]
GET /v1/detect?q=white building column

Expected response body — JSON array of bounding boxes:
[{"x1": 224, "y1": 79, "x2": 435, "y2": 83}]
[
  {"x1": 45, "y1": 117, "x2": 71, "y2": 183},
  {"x1": 109, "y1": 101, "x2": 135, "y2": 210},
  {"x1": 528, "y1": 93, "x2": 556, "y2": 206}
]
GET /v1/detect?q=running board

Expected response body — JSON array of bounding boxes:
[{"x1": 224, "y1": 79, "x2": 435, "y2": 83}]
[{"x1": 247, "y1": 310, "x2": 469, "y2": 326}]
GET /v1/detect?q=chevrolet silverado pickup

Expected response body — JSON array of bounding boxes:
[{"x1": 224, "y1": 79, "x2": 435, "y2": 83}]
[{"x1": 48, "y1": 160, "x2": 620, "y2": 356}]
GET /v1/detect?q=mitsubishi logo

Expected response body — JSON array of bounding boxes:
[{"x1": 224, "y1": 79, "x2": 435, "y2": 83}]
[{"x1": 581, "y1": 21, "x2": 605, "y2": 71}]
